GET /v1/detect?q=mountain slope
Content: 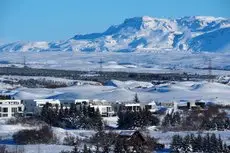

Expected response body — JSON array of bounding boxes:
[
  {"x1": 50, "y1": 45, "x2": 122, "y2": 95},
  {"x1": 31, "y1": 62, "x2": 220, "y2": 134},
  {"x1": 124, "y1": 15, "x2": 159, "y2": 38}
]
[{"x1": 1, "y1": 16, "x2": 230, "y2": 52}]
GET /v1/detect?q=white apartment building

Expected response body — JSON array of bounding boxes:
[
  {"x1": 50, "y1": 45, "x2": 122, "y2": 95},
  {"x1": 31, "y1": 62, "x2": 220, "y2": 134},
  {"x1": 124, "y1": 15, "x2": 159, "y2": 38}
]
[
  {"x1": 89, "y1": 104, "x2": 114, "y2": 117},
  {"x1": 124, "y1": 103, "x2": 141, "y2": 111},
  {"x1": 89, "y1": 99, "x2": 115, "y2": 117},
  {"x1": 0, "y1": 100, "x2": 24, "y2": 118}
]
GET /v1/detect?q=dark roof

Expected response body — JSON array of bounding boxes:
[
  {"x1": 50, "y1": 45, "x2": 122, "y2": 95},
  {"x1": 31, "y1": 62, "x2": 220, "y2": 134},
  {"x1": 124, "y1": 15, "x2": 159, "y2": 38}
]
[
  {"x1": 119, "y1": 130, "x2": 136, "y2": 136},
  {"x1": 119, "y1": 130, "x2": 145, "y2": 142}
]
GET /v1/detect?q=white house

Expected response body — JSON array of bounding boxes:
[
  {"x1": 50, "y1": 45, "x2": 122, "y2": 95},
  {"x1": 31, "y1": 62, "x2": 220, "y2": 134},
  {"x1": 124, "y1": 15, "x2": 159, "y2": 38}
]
[
  {"x1": 0, "y1": 100, "x2": 24, "y2": 118},
  {"x1": 123, "y1": 103, "x2": 141, "y2": 111},
  {"x1": 144, "y1": 101, "x2": 157, "y2": 113},
  {"x1": 90, "y1": 104, "x2": 114, "y2": 117},
  {"x1": 89, "y1": 100, "x2": 115, "y2": 117}
]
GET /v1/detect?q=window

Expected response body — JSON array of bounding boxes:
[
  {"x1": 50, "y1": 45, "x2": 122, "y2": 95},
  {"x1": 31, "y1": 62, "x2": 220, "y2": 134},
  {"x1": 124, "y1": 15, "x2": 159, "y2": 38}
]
[
  {"x1": 0, "y1": 107, "x2": 1, "y2": 112},
  {"x1": 3, "y1": 114, "x2": 8, "y2": 117},
  {"x1": 18, "y1": 107, "x2": 22, "y2": 112},
  {"x1": 39, "y1": 104, "x2": 44, "y2": 107},
  {"x1": 3, "y1": 108, "x2": 8, "y2": 112},
  {"x1": 145, "y1": 105, "x2": 151, "y2": 110},
  {"x1": 107, "y1": 107, "x2": 111, "y2": 112},
  {"x1": 12, "y1": 108, "x2": 17, "y2": 113},
  {"x1": 101, "y1": 107, "x2": 106, "y2": 112}
]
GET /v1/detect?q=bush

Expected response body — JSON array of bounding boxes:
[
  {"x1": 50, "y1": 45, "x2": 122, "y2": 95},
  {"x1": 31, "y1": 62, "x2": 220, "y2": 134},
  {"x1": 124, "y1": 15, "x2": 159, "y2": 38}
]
[
  {"x1": 7, "y1": 116, "x2": 46, "y2": 126},
  {"x1": 63, "y1": 133, "x2": 81, "y2": 146},
  {"x1": 13, "y1": 125, "x2": 57, "y2": 144}
]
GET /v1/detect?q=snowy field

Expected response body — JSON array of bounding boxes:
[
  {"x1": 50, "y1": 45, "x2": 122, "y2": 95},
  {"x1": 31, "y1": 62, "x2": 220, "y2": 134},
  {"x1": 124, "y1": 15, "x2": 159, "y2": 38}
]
[
  {"x1": 0, "y1": 51, "x2": 230, "y2": 75},
  {"x1": 1, "y1": 75, "x2": 230, "y2": 104},
  {"x1": 1, "y1": 117, "x2": 230, "y2": 153},
  {"x1": 0, "y1": 76, "x2": 230, "y2": 104}
]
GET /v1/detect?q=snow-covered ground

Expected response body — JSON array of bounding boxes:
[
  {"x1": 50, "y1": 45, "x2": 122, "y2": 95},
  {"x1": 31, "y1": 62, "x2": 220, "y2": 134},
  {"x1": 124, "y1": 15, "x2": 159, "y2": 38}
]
[
  {"x1": 1, "y1": 75, "x2": 230, "y2": 104},
  {"x1": 0, "y1": 51, "x2": 230, "y2": 75},
  {"x1": 1, "y1": 117, "x2": 230, "y2": 153}
]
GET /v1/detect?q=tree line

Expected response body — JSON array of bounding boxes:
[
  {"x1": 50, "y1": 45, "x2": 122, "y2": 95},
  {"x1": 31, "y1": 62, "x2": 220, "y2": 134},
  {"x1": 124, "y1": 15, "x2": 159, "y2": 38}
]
[
  {"x1": 40, "y1": 103, "x2": 103, "y2": 130},
  {"x1": 162, "y1": 105, "x2": 230, "y2": 131},
  {"x1": 171, "y1": 133, "x2": 229, "y2": 153}
]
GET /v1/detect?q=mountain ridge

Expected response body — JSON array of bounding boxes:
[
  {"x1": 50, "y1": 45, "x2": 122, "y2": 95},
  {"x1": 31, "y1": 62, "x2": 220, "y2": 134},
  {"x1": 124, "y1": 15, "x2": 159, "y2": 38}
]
[{"x1": 1, "y1": 16, "x2": 230, "y2": 52}]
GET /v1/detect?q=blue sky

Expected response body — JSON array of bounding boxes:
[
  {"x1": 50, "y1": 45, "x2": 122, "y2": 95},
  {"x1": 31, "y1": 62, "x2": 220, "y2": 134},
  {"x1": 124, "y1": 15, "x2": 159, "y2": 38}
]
[{"x1": 0, "y1": 0, "x2": 230, "y2": 42}]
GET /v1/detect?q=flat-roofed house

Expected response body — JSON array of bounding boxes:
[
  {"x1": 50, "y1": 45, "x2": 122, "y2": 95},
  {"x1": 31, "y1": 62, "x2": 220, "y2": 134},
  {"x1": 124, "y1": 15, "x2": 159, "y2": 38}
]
[
  {"x1": 89, "y1": 100, "x2": 115, "y2": 117},
  {"x1": 124, "y1": 103, "x2": 141, "y2": 112},
  {"x1": 0, "y1": 100, "x2": 24, "y2": 118},
  {"x1": 144, "y1": 101, "x2": 157, "y2": 113}
]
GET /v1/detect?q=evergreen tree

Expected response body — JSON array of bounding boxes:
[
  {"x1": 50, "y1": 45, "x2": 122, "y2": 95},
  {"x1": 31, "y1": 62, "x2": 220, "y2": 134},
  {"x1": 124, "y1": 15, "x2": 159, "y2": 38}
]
[
  {"x1": 171, "y1": 135, "x2": 183, "y2": 152},
  {"x1": 71, "y1": 145, "x2": 80, "y2": 153},
  {"x1": 210, "y1": 133, "x2": 218, "y2": 152},
  {"x1": 93, "y1": 108, "x2": 103, "y2": 131},
  {"x1": 195, "y1": 134, "x2": 203, "y2": 152},
  {"x1": 223, "y1": 143, "x2": 229, "y2": 153},
  {"x1": 162, "y1": 113, "x2": 171, "y2": 127},
  {"x1": 95, "y1": 144, "x2": 100, "y2": 153},
  {"x1": 41, "y1": 103, "x2": 56, "y2": 125},
  {"x1": 117, "y1": 111, "x2": 125, "y2": 129},
  {"x1": 88, "y1": 148, "x2": 92, "y2": 153},
  {"x1": 83, "y1": 144, "x2": 88, "y2": 153},
  {"x1": 133, "y1": 93, "x2": 140, "y2": 103},
  {"x1": 217, "y1": 134, "x2": 223, "y2": 152},
  {"x1": 64, "y1": 107, "x2": 69, "y2": 117},
  {"x1": 182, "y1": 134, "x2": 191, "y2": 152},
  {"x1": 114, "y1": 140, "x2": 123, "y2": 153}
]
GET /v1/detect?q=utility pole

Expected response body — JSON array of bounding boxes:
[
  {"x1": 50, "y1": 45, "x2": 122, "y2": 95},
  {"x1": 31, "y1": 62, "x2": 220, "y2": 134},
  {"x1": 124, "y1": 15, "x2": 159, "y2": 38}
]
[
  {"x1": 208, "y1": 58, "x2": 212, "y2": 82},
  {"x1": 99, "y1": 58, "x2": 103, "y2": 74},
  {"x1": 23, "y1": 56, "x2": 26, "y2": 68}
]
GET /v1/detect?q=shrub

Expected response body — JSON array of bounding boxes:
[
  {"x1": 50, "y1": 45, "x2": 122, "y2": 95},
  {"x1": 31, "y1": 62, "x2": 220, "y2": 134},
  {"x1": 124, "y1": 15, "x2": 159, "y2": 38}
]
[
  {"x1": 63, "y1": 133, "x2": 81, "y2": 146},
  {"x1": 13, "y1": 125, "x2": 57, "y2": 144}
]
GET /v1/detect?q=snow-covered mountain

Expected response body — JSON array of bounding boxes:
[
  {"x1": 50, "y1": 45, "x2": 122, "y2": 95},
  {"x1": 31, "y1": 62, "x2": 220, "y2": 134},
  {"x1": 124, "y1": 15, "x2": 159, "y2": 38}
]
[{"x1": 1, "y1": 16, "x2": 230, "y2": 52}]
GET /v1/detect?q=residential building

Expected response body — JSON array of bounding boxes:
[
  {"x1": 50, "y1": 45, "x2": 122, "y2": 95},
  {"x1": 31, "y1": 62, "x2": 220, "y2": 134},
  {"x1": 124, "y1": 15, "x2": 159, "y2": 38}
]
[
  {"x1": 89, "y1": 100, "x2": 115, "y2": 117},
  {"x1": 75, "y1": 99, "x2": 90, "y2": 105},
  {"x1": 24, "y1": 99, "x2": 60, "y2": 116},
  {"x1": 0, "y1": 100, "x2": 24, "y2": 118},
  {"x1": 123, "y1": 103, "x2": 141, "y2": 111},
  {"x1": 144, "y1": 101, "x2": 157, "y2": 113}
]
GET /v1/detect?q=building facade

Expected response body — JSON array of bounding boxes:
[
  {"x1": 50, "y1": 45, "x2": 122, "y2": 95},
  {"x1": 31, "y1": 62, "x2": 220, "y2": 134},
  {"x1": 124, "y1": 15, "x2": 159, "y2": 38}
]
[{"x1": 0, "y1": 100, "x2": 24, "y2": 118}]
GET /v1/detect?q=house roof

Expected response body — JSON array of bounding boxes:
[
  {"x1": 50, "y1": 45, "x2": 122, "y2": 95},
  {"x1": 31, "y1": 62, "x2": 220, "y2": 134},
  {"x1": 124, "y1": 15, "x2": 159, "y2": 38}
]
[
  {"x1": 119, "y1": 130, "x2": 146, "y2": 142},
  {"x1": 119, "y1": 130, "x2": 136, "y2": 136},
  {"x1": 124, "y1": 103, "x2": 140, "y2": 107}
]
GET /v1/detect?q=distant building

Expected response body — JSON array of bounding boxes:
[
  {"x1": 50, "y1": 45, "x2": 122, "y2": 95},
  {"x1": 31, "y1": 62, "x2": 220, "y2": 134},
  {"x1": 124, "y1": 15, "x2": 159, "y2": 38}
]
[
  {"x1": 176, "y1": 99, "x2": 206, "y2": 111},
  {"x1": 89, "y1": 99, "x2": 115, "y2": 117},
  {"x1": 90, "y1": 104, "x2": 114, "y2": 117},
  {"x1": 24, "y1": 99, "x2": 60, "y2": 116},
  {"x1": 157, "y1": 101, "x2": 174, "y2": 108},
  {"x1": 194, "y1": 100, "x2": 206, "y2": 109},
  {"x1": 119, "y1": 130, "x2": 146, "y2": 150},
  {"x1": 75, "y1": 99, "x2": 90, "y2": 105},
  {"x1": 144, "y1": 101, "x2": 157, "y2": 113},
  {"x1": 123, "y1": 103, "x2": 141, "y2": 111},
  {"x1": 177, "y1": 100, "x2": 190, "y2": 110},
  {"x1": 0, "y1": 100, "x2": 24, "y2": 118}
]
